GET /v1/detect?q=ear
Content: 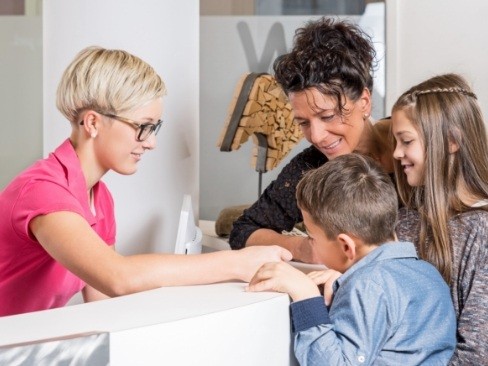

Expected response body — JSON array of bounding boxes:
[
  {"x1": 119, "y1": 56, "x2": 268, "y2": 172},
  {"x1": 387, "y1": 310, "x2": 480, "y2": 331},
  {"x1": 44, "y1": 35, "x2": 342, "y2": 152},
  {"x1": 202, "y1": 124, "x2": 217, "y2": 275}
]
[
  {"x1": 448, "y1": 127, "x2": 461, "y2": 154},
  {"x1": 337, "y1": 233, "x2": 357, "y2": 262},
  {"x1": 448, "y1": 140, "x2": 459, "y2": 154},
  {"x1": 80, "y1": 110, "x2": 101, "y2": 138},
  {"x1": 359, "y1": 87, "x2": 372, "y2": 118}
]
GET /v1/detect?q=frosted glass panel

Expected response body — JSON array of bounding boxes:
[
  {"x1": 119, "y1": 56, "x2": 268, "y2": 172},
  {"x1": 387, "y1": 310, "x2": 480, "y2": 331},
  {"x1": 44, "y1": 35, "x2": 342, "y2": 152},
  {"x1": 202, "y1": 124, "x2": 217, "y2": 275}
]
[
  {"x1": 0, "y1": 16, "x2": 42, "y2": 189},
  {"x1": 200, "y1": 4, "x2": 385, "y2": 220}
]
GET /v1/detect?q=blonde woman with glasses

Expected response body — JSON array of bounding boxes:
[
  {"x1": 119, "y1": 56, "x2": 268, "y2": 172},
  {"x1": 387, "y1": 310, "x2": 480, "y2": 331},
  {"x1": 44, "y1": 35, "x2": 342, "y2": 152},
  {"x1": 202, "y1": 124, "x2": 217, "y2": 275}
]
[{"x1": 0, "y1": 46, "x2": 291, "y2": 317}]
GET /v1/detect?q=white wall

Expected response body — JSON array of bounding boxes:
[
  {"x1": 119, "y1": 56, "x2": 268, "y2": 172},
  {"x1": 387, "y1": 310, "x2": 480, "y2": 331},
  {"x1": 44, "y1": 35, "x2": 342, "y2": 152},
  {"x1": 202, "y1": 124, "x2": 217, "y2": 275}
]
[
  {"x1": 43, "y1": 0, "x2": 199, "y2": 254},
  {"x1": 386, "y1": 0, "x2": 488, "y2": 117}
]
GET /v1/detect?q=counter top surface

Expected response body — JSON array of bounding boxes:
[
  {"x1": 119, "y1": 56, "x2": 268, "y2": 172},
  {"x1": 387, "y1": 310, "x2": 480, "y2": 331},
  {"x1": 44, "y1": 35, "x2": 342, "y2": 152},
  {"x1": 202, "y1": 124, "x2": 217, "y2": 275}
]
[
  {"x1": 0, "y1": 282, "x2": 287, "y2": 347},
  {"x1": 0, "y1": 219, "x2": 322, "y2": 348},
  {"x1": 199, "y1": 220, "x2": 327, "y2": 273}
]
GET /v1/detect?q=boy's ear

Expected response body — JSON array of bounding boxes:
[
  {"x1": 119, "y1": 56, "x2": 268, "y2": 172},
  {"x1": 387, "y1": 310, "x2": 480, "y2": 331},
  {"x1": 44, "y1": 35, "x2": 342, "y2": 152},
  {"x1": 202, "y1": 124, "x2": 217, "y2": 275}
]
[{"x1": 337, "y1": 233, "x2": 357, "y2": 261}]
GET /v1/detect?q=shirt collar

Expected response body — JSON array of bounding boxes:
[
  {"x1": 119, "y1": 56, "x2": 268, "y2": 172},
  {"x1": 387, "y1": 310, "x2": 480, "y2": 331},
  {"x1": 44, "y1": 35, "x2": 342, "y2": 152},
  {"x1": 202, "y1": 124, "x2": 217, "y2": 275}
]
[
  {"x1": 52, "y1": 139, "x2": 84, "y2": 186},
  {"x1": 52, "y1": 139, "x2": 102, "y2": 225},
  {"x1": 334, "y1": 242, "x2": 418, "y2": 291}
]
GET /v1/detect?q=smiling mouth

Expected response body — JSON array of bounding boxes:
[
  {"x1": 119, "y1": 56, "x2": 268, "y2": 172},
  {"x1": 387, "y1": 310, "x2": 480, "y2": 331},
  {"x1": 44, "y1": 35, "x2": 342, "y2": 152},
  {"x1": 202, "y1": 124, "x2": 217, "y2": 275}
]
[
  {"x1": 323, "y1": 138, "x2": 342, "y2": 150},
  {"x1": 402, "y1": 163, "x2": 413, "y2": 171}
]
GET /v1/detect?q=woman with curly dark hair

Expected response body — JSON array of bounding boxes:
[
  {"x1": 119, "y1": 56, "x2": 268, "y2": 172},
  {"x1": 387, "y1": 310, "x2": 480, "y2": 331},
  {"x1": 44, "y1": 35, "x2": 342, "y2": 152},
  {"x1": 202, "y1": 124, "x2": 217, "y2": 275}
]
[{"x1": 230, "y1": 17, "x2": 391, "y2": 263}]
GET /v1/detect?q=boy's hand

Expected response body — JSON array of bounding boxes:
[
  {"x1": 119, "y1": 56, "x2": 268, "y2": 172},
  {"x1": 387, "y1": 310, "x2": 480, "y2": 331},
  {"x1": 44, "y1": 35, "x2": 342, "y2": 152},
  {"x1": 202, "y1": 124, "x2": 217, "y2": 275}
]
[
  {"x1": 246, "y1": 261, "x2": 320, "y2": 302},
  {"x1": 307, "y1": 269, "x2": 342, "y2": 306}
]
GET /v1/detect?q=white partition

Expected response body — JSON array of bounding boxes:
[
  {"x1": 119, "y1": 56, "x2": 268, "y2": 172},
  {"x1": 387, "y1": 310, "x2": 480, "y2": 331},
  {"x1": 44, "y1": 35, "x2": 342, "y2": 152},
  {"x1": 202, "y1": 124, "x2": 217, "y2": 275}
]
[
  {"x1": 386, "y1": 0, "x2": 488, "y2": 118},
  {"x1": 200, "y1": 4, "x2": 385, "y2": 220},
  {"x1": 0, "y1": 16, "x2": 42, "y2": 189},
  {"x1": 43, "y1": 0, "x2": 199, "y2": 255},
  {"x1": 0, "y1": 283, "x2": 297, "y2": 365}
]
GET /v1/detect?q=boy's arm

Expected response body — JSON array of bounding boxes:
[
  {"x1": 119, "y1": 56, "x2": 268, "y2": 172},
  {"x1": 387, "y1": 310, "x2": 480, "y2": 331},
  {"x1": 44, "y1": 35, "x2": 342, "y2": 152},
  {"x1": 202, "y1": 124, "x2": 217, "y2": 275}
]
[
  {"x1": 249, "y1": 264, "x2": 395, "y2": 365},
  {"x1": 292, "y1": 281, "x2": 389, "y2": 366},
  {"x1": 307, "y1": 269, "x2": 342, "y2": 305}
]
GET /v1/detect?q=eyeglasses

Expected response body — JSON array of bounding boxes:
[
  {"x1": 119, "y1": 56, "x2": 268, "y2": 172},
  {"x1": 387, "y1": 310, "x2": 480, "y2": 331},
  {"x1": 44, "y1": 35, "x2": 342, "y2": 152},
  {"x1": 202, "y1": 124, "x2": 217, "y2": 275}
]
[{"x1": 80, "y1": 112, "x2": 163, "y2": 141}]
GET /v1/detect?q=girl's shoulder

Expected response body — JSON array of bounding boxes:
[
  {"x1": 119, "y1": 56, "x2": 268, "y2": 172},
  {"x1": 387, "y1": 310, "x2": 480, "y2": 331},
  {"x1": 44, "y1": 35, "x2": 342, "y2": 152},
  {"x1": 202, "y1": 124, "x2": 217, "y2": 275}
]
[
  {"x1": 397, "y1": 207, "x2": 488, "y2": 226},
  {"x1": 397, "y1": 207, "x2": 420, "y2": 225},
  {"x1": 450, "y1": 210, "x2": 488, "y2": 248},
  {"x1": 395, "y1": 208, "x2": 420, "y2": 243},
  {"x1": 452, "y1": 209, "x2": 488, "y2": 228}
]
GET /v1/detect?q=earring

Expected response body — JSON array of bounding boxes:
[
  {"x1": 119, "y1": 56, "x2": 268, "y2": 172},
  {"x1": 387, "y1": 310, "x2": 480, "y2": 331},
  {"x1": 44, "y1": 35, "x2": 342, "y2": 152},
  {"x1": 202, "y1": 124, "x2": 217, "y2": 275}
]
[
  {"x1": 363, "y1": 113, "x2": 370, "y2": 120},
  {"x1": 91, "y1": 133, "x2": 97, "y2": 138}
]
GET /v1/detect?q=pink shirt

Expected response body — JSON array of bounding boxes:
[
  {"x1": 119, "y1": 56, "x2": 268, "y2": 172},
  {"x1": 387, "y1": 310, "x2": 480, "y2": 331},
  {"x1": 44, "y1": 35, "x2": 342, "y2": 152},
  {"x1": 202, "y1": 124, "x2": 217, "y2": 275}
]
[{"x1": 0, "y1": 139, "x2": 115, "y2": 317}]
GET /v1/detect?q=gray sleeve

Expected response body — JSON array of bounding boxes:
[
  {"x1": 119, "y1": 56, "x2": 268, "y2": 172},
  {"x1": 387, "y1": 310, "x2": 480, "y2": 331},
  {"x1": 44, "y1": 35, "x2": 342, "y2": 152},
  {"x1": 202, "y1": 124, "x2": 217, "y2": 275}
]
[{"x1": 449, "y1": 214, "x2": 488, "y2": 365}]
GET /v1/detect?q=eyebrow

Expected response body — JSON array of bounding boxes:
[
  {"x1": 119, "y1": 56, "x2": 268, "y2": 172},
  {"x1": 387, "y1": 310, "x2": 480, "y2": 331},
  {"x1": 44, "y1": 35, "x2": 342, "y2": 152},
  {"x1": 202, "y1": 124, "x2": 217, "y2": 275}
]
[
  {"x1": 392, "y1": 129, "x2": 415, "y2": 136},
  {"x1": 139, "y1": 117, "x2": 160, "y2": 124},
  {"x1": 294, "y1": 108, "x2": 335, "y2": 121}
]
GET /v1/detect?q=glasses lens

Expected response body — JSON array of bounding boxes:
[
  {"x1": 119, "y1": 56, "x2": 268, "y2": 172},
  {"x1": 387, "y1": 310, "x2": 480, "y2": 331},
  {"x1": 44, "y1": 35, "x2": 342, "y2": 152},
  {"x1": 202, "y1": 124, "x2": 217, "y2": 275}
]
[
  {"x1": 138, "y1": 125, "x2": 150, "y2": 141},
  {"x1": 154, "y1": 121, "x2": 162, "y2": 135},
  {"x1": 137, "y1": 121, "x2": 163, "y2": 141}
]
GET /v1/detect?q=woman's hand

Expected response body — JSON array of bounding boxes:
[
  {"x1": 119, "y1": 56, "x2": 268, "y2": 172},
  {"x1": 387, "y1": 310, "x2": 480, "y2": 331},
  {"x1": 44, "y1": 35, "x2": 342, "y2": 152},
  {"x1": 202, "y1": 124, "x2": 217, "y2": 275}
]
[
  {"x1": 246, "y1": 229, "x2": 321, "y2": 264},
  {"x1": 307, "y1": 269, "x2": 342, "y2": 306},
  {"x1": 235, "y1": 245, "x2": 292, "y2": 283}
]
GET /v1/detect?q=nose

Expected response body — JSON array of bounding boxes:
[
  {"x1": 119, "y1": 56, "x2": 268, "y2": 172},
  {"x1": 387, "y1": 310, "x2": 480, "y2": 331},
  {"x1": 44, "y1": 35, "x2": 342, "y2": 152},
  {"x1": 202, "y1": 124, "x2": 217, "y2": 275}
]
[
  {"x1": 392, "y1": 142, "x2": 403, "y2": 160},
  {"x1": 308, "y1": 120, "x2": 327, "y2": 145},
  {"x1": 142, "y1": 133, "x2": 157, "y2": 150}
]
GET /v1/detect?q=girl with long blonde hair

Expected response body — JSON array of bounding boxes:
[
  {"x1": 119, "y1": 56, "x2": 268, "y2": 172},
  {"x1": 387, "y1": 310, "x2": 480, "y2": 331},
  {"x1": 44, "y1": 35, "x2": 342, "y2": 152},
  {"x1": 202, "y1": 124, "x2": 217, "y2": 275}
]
[{"x1": 392, "y1": 73, "x2": 488, "y2": 365}]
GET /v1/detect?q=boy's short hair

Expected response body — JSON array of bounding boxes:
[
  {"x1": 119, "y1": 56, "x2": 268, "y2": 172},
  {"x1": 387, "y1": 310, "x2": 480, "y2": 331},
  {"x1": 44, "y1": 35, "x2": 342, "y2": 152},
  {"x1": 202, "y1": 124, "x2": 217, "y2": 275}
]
[
  {"x1": 56, "y1": 46, "x2": 166, "y2": 123},
  {"x1": 296, "y1": 153, "x2": 398, "y2": 244}
]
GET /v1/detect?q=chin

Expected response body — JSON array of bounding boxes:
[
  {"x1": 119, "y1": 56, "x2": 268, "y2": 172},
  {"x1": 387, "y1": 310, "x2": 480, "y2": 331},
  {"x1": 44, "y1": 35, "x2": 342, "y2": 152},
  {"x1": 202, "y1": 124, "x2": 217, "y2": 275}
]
[
  {"x1": 114, "y1": 167, "x2": 138, "y2": 175},
  {"x1": 407, "y1": 176, "x2": 421, "y2": 187}
]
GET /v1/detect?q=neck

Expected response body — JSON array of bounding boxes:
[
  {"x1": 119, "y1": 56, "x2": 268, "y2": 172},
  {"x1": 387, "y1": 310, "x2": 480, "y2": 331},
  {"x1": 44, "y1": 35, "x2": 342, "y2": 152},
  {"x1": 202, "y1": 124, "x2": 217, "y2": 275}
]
[
  {"x1": 355, "y1": 242, "x2": 378, "y2": 263},
  {"x1": 70, "y1": 136, "x2": 107, "y2": 191},
  {"x1": 354, "y1": 119, "x2": 395, "y2": 173},
  {"x1": 354, "y1": 119, "x2": 376, "y2": 156}
]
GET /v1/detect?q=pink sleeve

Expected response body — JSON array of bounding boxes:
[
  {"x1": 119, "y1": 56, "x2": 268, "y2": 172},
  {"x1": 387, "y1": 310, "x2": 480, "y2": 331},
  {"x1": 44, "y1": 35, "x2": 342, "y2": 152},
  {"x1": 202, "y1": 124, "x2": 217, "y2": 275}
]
[{"x1": 11, "y1": 180, "x2": 86, "y2": 241}]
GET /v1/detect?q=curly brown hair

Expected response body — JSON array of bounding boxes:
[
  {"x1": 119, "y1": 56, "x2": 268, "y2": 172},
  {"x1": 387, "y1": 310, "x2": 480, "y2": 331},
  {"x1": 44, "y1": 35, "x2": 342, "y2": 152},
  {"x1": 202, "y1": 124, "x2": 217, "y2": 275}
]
[{"x1": 273, "y1": 17, "x2": 376, "y2": 114}]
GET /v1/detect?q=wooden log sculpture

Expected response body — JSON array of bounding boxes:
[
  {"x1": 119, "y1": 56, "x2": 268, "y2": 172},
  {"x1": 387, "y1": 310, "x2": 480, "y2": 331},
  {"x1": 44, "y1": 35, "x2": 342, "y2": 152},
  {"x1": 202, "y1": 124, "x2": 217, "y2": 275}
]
[{"x1": 217, "y1": 73, "x2": 303, "y2": 172}]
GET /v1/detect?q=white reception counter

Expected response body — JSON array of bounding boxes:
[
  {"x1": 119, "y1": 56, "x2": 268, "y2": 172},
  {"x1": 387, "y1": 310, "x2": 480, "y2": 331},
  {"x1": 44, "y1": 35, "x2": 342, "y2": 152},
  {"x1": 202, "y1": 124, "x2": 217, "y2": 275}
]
[
  {"x1": 0, "y1": 282, "x2": 296, "y2": 365},
  {"x1": 0, "y1": 220, "x2": 312, "y2": 365}
]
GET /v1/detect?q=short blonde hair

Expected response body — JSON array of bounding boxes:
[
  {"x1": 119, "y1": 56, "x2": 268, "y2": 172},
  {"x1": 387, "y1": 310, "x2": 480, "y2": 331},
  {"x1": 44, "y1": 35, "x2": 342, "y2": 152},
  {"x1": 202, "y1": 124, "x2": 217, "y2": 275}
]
[{"x1": 56, "y1": 46, "x2": 166, "y2": 123}]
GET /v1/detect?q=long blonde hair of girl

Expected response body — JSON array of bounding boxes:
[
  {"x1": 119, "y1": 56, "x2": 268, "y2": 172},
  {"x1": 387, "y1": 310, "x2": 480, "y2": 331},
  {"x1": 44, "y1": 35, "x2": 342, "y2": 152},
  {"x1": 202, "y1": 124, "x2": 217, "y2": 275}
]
[{"x1": 392, "y1": 73, "x2": 488, "y2": 282}]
